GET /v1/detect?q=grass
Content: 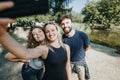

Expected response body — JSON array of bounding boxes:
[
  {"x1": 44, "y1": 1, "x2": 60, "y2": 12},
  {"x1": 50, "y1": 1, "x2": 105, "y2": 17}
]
[
  {"x1": 89, "y1": 30, "x2": 120, "y2": 49},
  {"x1": 72, "y1": 23, "x2": 120, "y2": 50}
]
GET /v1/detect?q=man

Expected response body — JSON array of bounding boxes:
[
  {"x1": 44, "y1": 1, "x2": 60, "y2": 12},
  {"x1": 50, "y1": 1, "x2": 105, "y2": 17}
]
[{"x1": 59, "y1": 14, "x2": 90, "y2": 80}]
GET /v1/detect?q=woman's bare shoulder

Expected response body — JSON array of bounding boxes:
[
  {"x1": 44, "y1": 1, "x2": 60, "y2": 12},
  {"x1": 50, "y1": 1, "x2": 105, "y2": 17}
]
[{"x1": 35, "y1": 45, "x2": 49, "y2": 59}]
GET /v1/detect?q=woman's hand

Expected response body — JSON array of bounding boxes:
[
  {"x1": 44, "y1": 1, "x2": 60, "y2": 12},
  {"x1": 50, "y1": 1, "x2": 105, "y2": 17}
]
[{"x1": 0, "y1": 1, "x2": 16, "y2": 30}]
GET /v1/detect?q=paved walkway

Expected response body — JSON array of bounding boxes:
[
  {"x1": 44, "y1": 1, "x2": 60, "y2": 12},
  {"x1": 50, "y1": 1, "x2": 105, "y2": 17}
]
[
  {"x1": 0, "y1": 43, "x2": 120, "y2": 80},
  {"x1": 72, "y1": 43, "x2": 120, "y2": 80}
]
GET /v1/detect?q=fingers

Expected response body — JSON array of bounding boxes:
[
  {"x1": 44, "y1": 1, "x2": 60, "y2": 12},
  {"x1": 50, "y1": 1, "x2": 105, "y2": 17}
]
[
  {"x1": 0, "y1": 1, "x2": 15, "y2": 25},
  {"x1": 0, "y1": 18, "x2": 16, "y2": 24},
  {"x1": 0, "y1": 1, "x2": 14, "y2": 11},
  {"x1": 0, "y1": 18, "x2": 16, "y2": 30},
  {"x1": 0, "y1": 1, "x2": 15, "y2": 30}
]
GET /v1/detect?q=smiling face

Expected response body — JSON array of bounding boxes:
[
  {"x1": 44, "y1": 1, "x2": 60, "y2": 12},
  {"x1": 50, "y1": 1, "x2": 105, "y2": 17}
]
[
  {"x1": 32, "y1": 28, "x2": 45, "y2": 42},
  {"x1": 60, "y1": 18, "x2": 72, "y2": 34},
  {"x1": 44, "y1": 24, "x2": 58, "y2": 42}
]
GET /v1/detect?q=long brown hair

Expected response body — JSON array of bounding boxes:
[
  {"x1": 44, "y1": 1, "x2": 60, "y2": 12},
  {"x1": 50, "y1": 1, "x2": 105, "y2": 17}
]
[{"x1": 26, "y1": 26, "x2": 46, "y2": 48}]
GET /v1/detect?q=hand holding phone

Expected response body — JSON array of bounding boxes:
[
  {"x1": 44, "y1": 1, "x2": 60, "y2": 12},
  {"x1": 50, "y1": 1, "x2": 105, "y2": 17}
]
[{"x1": 0, "y1": 0, "x2": 49, "y2": 18}]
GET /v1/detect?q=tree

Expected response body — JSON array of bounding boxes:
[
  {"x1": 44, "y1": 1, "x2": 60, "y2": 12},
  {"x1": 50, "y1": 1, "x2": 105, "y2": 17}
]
[
  {"x1": 98, "y1": 0, "x2": 120, "y2": 26},
  {"x1": 49, "y1": 0, "x2": 74, "y2": 15},
  {"x1": 82, "y1": 0, "x2": 120, "y2": 29}
]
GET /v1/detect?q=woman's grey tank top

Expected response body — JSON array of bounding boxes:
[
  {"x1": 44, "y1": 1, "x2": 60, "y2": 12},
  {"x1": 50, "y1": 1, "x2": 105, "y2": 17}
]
[{"x1": 29, "y1": 58, "x2": 44, "y2": 69}]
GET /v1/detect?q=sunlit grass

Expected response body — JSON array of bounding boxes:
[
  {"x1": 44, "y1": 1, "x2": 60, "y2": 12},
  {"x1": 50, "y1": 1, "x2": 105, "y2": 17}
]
[
  {"x1": 89, "y1": 30, "x2": 120, "y2": 48},
  {"x1": 72, "y1": 23, "x2": 120, "y2": 49}
]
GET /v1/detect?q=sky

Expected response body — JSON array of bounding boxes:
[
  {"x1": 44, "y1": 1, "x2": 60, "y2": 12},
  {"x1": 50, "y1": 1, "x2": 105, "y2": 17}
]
[{"x1": 69, "y1": 0, "x2": 100, "y2": 13}]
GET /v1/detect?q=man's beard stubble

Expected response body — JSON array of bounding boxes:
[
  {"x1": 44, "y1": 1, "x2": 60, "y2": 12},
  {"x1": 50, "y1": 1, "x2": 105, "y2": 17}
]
[{"x1": 63, "y1": 27, "x2": 72, "y2": 34}]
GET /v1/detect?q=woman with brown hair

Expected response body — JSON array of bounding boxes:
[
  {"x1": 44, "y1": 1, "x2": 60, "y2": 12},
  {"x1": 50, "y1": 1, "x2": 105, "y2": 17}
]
[
  {"x1": 0, "y1": 2, "x2": 72, "y2": 79},
  {"x1": 0, "y1": 22, "x2": 72, "y2": 80},
  {"x1": 5, "y1": 26, "x2": 46, "y2": 80}
]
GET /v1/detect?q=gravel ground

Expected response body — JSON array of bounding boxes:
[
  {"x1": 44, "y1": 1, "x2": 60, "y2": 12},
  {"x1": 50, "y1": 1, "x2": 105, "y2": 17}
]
[
  {"x1": 0, "y1": 43, "x2": 120, "y2": 80},
  {"x1": 72, "y1": 43, "x2": 120, "y2": 80}
]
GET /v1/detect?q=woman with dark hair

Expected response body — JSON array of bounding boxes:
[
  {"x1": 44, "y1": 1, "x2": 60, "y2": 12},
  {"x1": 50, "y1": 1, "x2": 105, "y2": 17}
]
[{"x1": 5, "y1": 26, "x2": 46, "y2": 80}]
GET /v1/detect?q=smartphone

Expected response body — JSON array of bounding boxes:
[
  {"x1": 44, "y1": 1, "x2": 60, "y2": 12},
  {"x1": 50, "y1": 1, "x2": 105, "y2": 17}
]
[{"x1": 0, "y1": 0, "x2": 49, "y2": 18}]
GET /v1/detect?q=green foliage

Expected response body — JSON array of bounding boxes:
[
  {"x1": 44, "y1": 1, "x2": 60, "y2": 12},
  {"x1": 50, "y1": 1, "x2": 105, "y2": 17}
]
[
  {"x1": 17, "y1": 14, "x2": 54, "y2": 23},
  {"x1": 16, "y1": 0, "x2": 75, "y2": 24},
  {"x1": 49, "y1": 0, "x2": 74, "y2": 15},
  {"x1": 89, "y1": 30, "x2": 120, "y2": 48},
  {"x1": 82, "y1": 0, "x2": 120, "y2": 28},
  {"x1": 71, "y1": 12, "x2": 84, "y2": 23},
  {"x1": 98, "y1": 0, "x2": 120, "y2": 26}
]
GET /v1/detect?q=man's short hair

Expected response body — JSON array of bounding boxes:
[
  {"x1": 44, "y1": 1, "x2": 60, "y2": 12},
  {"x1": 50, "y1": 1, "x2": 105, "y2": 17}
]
[{"x1": 59, "y1": 14, "x2": 72, "y2": 24}]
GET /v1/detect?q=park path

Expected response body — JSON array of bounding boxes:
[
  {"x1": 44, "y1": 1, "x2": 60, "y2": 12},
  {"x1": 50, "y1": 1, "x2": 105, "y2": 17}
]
[
  {"x1": 0, "y1": 43, "x2": 120, "y2": 80},
  {"x1": 72, "y1": 43, "x2": 120, "y2": 80}
]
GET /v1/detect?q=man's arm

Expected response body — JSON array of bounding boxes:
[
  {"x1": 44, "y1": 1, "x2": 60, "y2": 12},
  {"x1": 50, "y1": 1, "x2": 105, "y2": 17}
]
[{"x1": 84, "y1": 45, "x2": 90, "y2": 52}]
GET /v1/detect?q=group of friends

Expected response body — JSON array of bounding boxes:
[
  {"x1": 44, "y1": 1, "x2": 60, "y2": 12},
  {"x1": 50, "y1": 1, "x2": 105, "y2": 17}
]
[{"x1": 0, "y1": 1, "x2": 91, "y2": 80}]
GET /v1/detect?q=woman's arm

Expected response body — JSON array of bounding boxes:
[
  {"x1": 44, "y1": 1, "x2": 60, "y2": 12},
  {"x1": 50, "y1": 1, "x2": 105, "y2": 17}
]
[
  {"x1": 0, "y1": 1, "x2": 16, "y2": 30},
  {"x1": 0, "y1": 27, "x2": 48, "y2": 60},
  {"x1": 0, "y1": 1, "x2": 48, "y2": 61},
  {"x1": 65, "y1": 44, "x2": 72, "y2": 80},
  {"x1": 5, "y1": 52, "x2": 28, "y2": 63}
]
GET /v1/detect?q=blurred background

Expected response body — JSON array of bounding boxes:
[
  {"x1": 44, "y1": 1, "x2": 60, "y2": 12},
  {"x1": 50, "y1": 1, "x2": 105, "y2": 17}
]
[{"x1": 0, "y1": 0, "x2": 120, "y2": 80}]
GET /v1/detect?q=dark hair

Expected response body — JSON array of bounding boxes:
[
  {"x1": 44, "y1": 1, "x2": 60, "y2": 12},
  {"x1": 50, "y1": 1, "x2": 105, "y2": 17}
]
[
  {"x1": 59, "y1": 14, "x2": 72, "y2": 24},
  {"x1": 26, "y1": 26, "x2": 45, "y2": 48}
]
